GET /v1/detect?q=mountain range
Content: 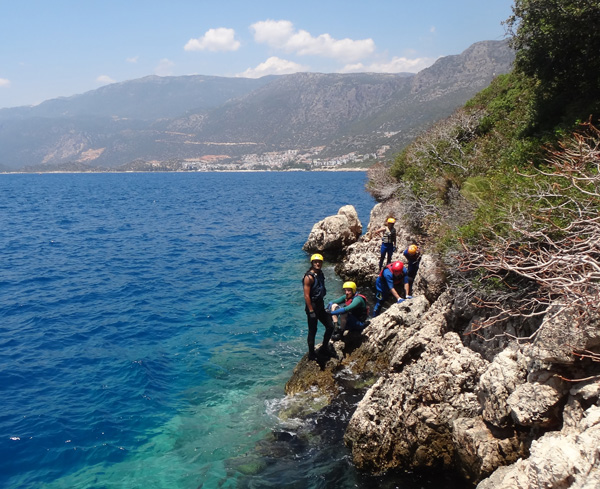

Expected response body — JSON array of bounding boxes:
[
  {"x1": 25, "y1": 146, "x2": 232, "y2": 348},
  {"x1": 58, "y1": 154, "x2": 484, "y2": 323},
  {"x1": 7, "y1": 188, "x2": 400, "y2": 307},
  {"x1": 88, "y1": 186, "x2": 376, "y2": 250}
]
[{"x1": 0, "y1": 40, "x2": 514, "y2": 172}]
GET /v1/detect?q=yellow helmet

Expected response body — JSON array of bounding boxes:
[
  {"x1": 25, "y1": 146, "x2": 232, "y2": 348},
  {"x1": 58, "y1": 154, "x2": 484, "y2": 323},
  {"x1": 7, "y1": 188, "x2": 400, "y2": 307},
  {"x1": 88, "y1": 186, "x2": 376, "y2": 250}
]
[
  {"x1": 407, "y1": 245, "x2": 418, "y2": 255},
  {"x1": 342, "y1": 281, "x2": 357, "y2": 293},
  {"x1": 310, "y1": 253, "x2": 324, "y2": 262},
  {"x1": 387, "y1": 217, "x2": 396, "y2": 224}
]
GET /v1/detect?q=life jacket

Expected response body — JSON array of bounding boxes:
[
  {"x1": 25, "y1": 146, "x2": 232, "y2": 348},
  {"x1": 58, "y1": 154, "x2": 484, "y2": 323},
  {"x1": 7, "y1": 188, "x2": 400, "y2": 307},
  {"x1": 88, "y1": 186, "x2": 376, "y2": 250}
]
[
  {"x1": 379, "y1": 263, "x2": 404, "y2": 286},
  {"x1": 303, "y1": 270, "x2": 326, "y2": 302},
  {"x1": 345, "y1": 293, "x2": 369, "y2": 321},
  {"x1": 382, "y1": 227, "x2": 396, "y2": 244}
]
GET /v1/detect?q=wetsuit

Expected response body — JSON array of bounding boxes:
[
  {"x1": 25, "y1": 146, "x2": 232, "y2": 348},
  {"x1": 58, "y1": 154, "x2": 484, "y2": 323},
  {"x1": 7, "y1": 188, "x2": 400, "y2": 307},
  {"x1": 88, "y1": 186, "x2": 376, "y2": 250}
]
[
  {"x1": 304, "y1": 270, "x2": 334, "y2": 356},
  {"x1": 373, "y1": 264, "x2": 408, "y2": 316},
  {"x1": 403, "y1": 248, "x2": 422, "y2": 295}
]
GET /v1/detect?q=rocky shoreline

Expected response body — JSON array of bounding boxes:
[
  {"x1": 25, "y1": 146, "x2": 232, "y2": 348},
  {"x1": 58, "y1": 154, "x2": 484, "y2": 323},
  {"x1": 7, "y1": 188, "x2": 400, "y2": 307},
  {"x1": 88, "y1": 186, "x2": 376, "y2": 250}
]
[{"x1": 285, "y1": 202, "x2": 600, "y2": 487}]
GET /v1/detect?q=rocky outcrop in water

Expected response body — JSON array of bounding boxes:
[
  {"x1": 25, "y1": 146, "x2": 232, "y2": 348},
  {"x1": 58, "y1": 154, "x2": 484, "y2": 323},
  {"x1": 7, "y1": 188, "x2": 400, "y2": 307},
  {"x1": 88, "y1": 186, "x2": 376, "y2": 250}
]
[
  {"x1": 302, "y1": 205, "x2": 362, "y2": 258},
  {"x1": 283, "y1": 203, "x2": 600, "y2": 488}
]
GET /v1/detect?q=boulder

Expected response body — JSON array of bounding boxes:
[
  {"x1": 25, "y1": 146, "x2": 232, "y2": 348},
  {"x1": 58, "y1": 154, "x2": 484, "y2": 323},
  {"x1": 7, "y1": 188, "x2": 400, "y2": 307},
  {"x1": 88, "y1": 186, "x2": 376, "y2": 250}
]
[
  {"x1": 302, "y1": 205, "x2": 362, "y2": 256},
  {"x1": 452, "y1": 417, "x2": 529, "y2": 483}
]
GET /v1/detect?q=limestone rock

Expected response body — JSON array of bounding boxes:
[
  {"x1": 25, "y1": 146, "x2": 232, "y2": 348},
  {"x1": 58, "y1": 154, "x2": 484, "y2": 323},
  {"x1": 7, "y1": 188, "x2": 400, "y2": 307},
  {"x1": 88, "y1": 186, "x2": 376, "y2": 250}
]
[
  {"x1": 477, "y1": 344, "x2": 528, "y2": 428},
  {"x1": 452, "y1": 417, "x2": 529, "y2": 483},
  {"x1": 507, "y1": 378, "x2": 567, "y2": 429},
  {"x1": 477, "y1": 406, "x2": 600, "y2": 489},
  {"x1": 528, "y1": 305, "x2": 600, "y2": 365},
  {"x1": 344, "y1": 330, "x2": 488, "y2": 473},
  {"x1": 302, "y1": 205, "x2": 362, "y2": 256}
]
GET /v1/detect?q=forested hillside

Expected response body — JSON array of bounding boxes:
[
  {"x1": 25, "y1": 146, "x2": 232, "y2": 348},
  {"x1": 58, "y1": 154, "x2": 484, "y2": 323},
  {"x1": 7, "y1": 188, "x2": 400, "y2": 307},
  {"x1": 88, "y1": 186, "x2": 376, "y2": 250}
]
[{"x1": 369, "y1": 0, "x2": 600, "y2": 354}]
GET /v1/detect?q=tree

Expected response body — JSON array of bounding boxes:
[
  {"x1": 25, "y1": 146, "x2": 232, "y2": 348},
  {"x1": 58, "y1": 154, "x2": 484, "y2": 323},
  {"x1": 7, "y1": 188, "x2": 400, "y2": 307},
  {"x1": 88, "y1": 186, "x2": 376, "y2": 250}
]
[
  {"x1": 458, "y1": 122, "x2": 600, "y2": 359},
  {"x1": 506, "y1": 0, "x2": 600, "y2": 104}
]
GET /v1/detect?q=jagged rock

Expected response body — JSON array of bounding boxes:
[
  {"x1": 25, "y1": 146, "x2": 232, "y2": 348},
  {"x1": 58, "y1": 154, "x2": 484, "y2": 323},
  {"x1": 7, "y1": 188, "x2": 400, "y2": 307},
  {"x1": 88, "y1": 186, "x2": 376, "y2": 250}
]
[
  {"x1": 336, "y1": 201, "x2": 410, "y2": 285},
  {"x1": 527, "y1": 305, "x2": 600, "y2": 365},
  {"x1": 478, "y1": 344, "x2": 528, "y2": 428},
  {"x1": 477, "y1": 405, "x2": 600, "y2": 489},
  {"x1": 507, "y1": 376, "x2": 567, "y2": 429},
  {"x1": 302, "y1": 205, "x2": 362, "y2": 256},
  {"x1": 452, "y1": 417, "x2": 529, "y2": 483},
  {"x1": 344, "y1": 330, "x2": 488, "y2": 473}
]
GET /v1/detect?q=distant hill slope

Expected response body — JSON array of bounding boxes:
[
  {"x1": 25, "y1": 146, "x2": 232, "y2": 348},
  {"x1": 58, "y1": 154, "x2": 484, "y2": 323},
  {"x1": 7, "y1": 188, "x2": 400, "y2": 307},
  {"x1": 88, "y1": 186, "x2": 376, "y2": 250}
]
[{"x1": 0, "y1": 40, "x2": 514, "y2": 171}]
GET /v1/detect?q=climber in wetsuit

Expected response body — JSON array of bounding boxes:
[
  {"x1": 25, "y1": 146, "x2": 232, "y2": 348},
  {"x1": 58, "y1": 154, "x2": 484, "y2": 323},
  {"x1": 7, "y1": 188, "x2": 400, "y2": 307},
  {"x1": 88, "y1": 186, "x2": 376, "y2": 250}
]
[
  {"x1": 372, "y1": 261, "x2": 408, "y2": 317},
  {"x1": 328, "y1": 281, "x2": 369, "y2": 340},
  {"x1": 303, "y1": 254, "x2": 334, "y2": 361}
]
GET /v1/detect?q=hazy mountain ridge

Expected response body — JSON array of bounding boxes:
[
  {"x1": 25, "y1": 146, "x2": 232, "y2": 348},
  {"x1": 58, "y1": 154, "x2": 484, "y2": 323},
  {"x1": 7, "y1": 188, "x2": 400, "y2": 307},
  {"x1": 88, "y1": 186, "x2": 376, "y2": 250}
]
[{"x1": 0, "y1": 40, "x2": 514, "y2": 171}]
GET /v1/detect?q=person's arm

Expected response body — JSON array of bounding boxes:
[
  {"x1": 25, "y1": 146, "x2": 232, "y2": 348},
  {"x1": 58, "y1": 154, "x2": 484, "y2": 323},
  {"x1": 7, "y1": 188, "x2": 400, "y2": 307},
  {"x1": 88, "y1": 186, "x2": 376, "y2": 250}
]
[
  {"x1": 331, "y1": 296, "x2": 363, "y2": 315},
  {"x1": 303, "y1": 275, "x2": 315, "y2": 314},
  {"x1": 385, "y1": 271, "x2": 401, "y2": 300}
]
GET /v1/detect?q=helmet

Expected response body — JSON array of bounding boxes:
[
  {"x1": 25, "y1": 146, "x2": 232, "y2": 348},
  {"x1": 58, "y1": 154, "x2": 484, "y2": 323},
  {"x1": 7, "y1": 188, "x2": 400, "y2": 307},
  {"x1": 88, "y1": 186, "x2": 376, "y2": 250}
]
[
  {"x1": 387, "y1": 217, "x2": 396, "y2": 224},
  {"x1": 390, "y1": 261, "x2": 404, "y2": 275},
  {"x1": 310, "y1": 253, "x2": 324, "y2": 262},
  {"x1": 407, "y1": 245, "x2": 418, "y2": 255},
  {"x1": 342, "y1": 281, "x2": 357, "y2": 293}
]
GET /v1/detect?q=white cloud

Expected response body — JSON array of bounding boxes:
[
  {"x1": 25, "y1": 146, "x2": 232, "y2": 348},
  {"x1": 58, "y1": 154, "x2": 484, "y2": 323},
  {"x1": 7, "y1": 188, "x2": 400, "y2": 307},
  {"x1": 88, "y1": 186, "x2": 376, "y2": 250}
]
[
  {"x1": 126, "y1": 56, "x2": 139, "y2": 63},
  {"x1": 237, "y1": 57, "x2": 308, "y2": 78},
  {"x1": 250, "y1": 20, "x2": 375, "y2": 63},
  {"x1": 340, "y1": 56, "x2": 436, "y2": 74},
  {"x1": 0, "y1": 78, "x2": 10, "y2": 88},
  {"x1": 184, "y1": 27, "x2": 240, "y2": 52},
  {"x1": 155, "y1": 58, "x2": 175, "y2": 76},
  {"x1": 96, "y1": 75, "x2": 116, "y2": 85}
]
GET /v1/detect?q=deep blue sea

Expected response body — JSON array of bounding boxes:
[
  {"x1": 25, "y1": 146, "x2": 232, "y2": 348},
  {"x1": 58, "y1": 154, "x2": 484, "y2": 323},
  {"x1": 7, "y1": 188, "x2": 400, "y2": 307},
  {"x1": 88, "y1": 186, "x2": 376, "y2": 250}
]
[{"x1": 0, "y1": 172, "x2": 454, "y2": 489}]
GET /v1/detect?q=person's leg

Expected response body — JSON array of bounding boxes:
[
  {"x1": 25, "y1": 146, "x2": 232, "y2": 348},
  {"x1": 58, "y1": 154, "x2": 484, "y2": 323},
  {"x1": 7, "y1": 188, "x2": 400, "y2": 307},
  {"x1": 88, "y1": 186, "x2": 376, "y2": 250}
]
[
  {"x1": 306, "y1": 312, "x2": 318, "y2": 360},
  {"x1": 385, "y1": 244, "x2": 393, "y2": 265},
  {"x1": 378, "y1": 243, "x2": 386, "y2": 270},
  {"x1": 345, "y1": 315, "x2": 364, "y2": 331},
  {"x1": 317, "y1": 309, "x2": 335, "y2": 354},
  {"x1": 330, "y1": 303, "x2": 340, "y2": 326}
]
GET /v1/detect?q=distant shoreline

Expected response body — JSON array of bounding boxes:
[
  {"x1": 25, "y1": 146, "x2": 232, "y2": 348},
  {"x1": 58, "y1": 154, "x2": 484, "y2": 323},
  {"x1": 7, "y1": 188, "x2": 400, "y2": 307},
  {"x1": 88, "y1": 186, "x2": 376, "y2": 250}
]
[{"x1": 0, "y1": 168, "x2": 370, "y2": 175}]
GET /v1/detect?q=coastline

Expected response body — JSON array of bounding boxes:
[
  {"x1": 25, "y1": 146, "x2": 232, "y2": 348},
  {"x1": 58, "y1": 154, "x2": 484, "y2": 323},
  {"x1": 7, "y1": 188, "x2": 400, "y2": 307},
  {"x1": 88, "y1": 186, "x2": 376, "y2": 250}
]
[{"x1": 285, "y1": 200, "x2": 600, "y2": 488}]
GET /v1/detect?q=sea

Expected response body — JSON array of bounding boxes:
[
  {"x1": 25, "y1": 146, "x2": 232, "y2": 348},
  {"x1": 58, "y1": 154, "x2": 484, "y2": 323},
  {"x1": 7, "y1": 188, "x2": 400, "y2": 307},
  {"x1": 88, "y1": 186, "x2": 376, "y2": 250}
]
[{"x1": 0, "y1": 172, "x2": 459, "y2": 489}]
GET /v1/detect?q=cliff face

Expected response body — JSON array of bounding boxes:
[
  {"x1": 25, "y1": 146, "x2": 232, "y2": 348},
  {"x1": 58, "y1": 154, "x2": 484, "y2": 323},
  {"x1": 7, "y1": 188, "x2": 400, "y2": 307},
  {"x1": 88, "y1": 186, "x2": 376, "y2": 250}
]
[{"x1": 285, "y1": 203, "x2": 600, "y2": 487}]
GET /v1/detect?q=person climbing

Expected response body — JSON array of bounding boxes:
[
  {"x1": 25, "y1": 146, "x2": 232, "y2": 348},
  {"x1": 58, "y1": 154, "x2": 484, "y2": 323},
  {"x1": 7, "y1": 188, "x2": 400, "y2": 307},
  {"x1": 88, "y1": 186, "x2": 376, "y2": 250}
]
[
  {"x1": 374, "y1": 217, "x2": 397, "y2": 271},
  {"x1": 403, "y1": 244, "x2": 422, "y2": 298},
  {"x1": 303, "y1": 253, "x2": 335, "y2": 361},
  {"x1": 328, "y1": 281, "x2": 369, "y2": 340},
  {"x1": 372, "y1": 261, "x2": 408, "y2": 317}
]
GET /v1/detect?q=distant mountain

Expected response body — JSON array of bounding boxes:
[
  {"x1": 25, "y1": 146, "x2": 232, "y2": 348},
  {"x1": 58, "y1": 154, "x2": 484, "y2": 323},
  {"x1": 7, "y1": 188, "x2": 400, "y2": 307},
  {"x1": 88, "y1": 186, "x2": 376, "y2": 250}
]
[{"x1": 0, "y1": 40, "x2": 514, "y2": 171}]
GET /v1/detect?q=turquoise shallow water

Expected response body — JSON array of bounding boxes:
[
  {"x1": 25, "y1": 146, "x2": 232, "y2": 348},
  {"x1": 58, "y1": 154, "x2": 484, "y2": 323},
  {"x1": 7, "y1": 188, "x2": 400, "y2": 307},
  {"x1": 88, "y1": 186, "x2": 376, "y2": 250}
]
[
  {"x1": 0, "y1": 172, "x2": 462, "y2": 489},
  {"x1": 0, "y1": 172, "x2": 374, "y2": 488}
]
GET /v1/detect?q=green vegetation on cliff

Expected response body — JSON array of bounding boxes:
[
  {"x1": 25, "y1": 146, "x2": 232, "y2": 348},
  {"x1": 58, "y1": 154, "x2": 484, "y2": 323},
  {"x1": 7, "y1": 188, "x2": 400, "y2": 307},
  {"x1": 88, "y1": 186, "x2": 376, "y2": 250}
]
[{"x1": 370, "y1": 0, "x2": 600, "y2": 348}]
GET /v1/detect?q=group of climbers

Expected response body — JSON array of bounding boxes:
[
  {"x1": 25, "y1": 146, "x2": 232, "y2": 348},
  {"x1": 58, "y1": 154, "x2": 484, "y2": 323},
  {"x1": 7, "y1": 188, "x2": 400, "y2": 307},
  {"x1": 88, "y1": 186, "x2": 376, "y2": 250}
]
[{"x1": 303, "y1": 217, "x2": 421, "y2": 361}]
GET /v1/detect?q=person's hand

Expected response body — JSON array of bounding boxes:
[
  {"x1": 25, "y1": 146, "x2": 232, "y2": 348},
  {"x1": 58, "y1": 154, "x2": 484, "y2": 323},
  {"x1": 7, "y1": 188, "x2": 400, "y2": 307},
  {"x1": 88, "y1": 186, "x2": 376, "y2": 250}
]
[
  {"x1": 397, "y1": 298, "x2": 404, "y2": 303},
  {"x1": 309, "y1": 311, "x2": 317, "y2": 319},
  {"x1": 331, "y1": 307, "x2": 345, "y2": 316},
  {"x1": 406, "y1": 295, "x2": 413, "y2": 299},
  {"x1": 393, "y1": 246, "x2": 397, "y2": 252}
]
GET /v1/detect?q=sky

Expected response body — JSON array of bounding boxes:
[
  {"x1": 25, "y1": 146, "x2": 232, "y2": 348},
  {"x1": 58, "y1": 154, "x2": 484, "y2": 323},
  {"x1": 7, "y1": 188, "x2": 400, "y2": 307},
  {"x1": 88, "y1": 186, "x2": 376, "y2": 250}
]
[{"x1": 0, "y1": 0, "x2": 515, "y2": 109}]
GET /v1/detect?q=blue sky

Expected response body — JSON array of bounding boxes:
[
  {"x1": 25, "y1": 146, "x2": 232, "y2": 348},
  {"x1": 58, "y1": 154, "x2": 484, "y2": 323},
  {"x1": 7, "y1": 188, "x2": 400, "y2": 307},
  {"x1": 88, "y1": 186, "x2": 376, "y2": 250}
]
[{"x1": 0, "y1": 0, "x2": 514, "y2": 109}]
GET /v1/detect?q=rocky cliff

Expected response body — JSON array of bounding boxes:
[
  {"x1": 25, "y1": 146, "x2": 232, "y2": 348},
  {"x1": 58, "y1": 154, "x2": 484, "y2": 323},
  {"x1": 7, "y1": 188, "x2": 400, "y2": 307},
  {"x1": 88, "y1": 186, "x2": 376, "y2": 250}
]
[{"x1": 286, "y1": 202, "x2": 600, "y2": 488}]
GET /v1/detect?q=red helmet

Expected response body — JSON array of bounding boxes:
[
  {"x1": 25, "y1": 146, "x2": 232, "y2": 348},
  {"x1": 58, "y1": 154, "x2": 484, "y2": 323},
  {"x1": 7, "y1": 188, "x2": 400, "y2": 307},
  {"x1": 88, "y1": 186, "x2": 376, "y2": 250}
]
[{"x1": 390, "y1": 261, "x2": 404, "y2": 275}]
